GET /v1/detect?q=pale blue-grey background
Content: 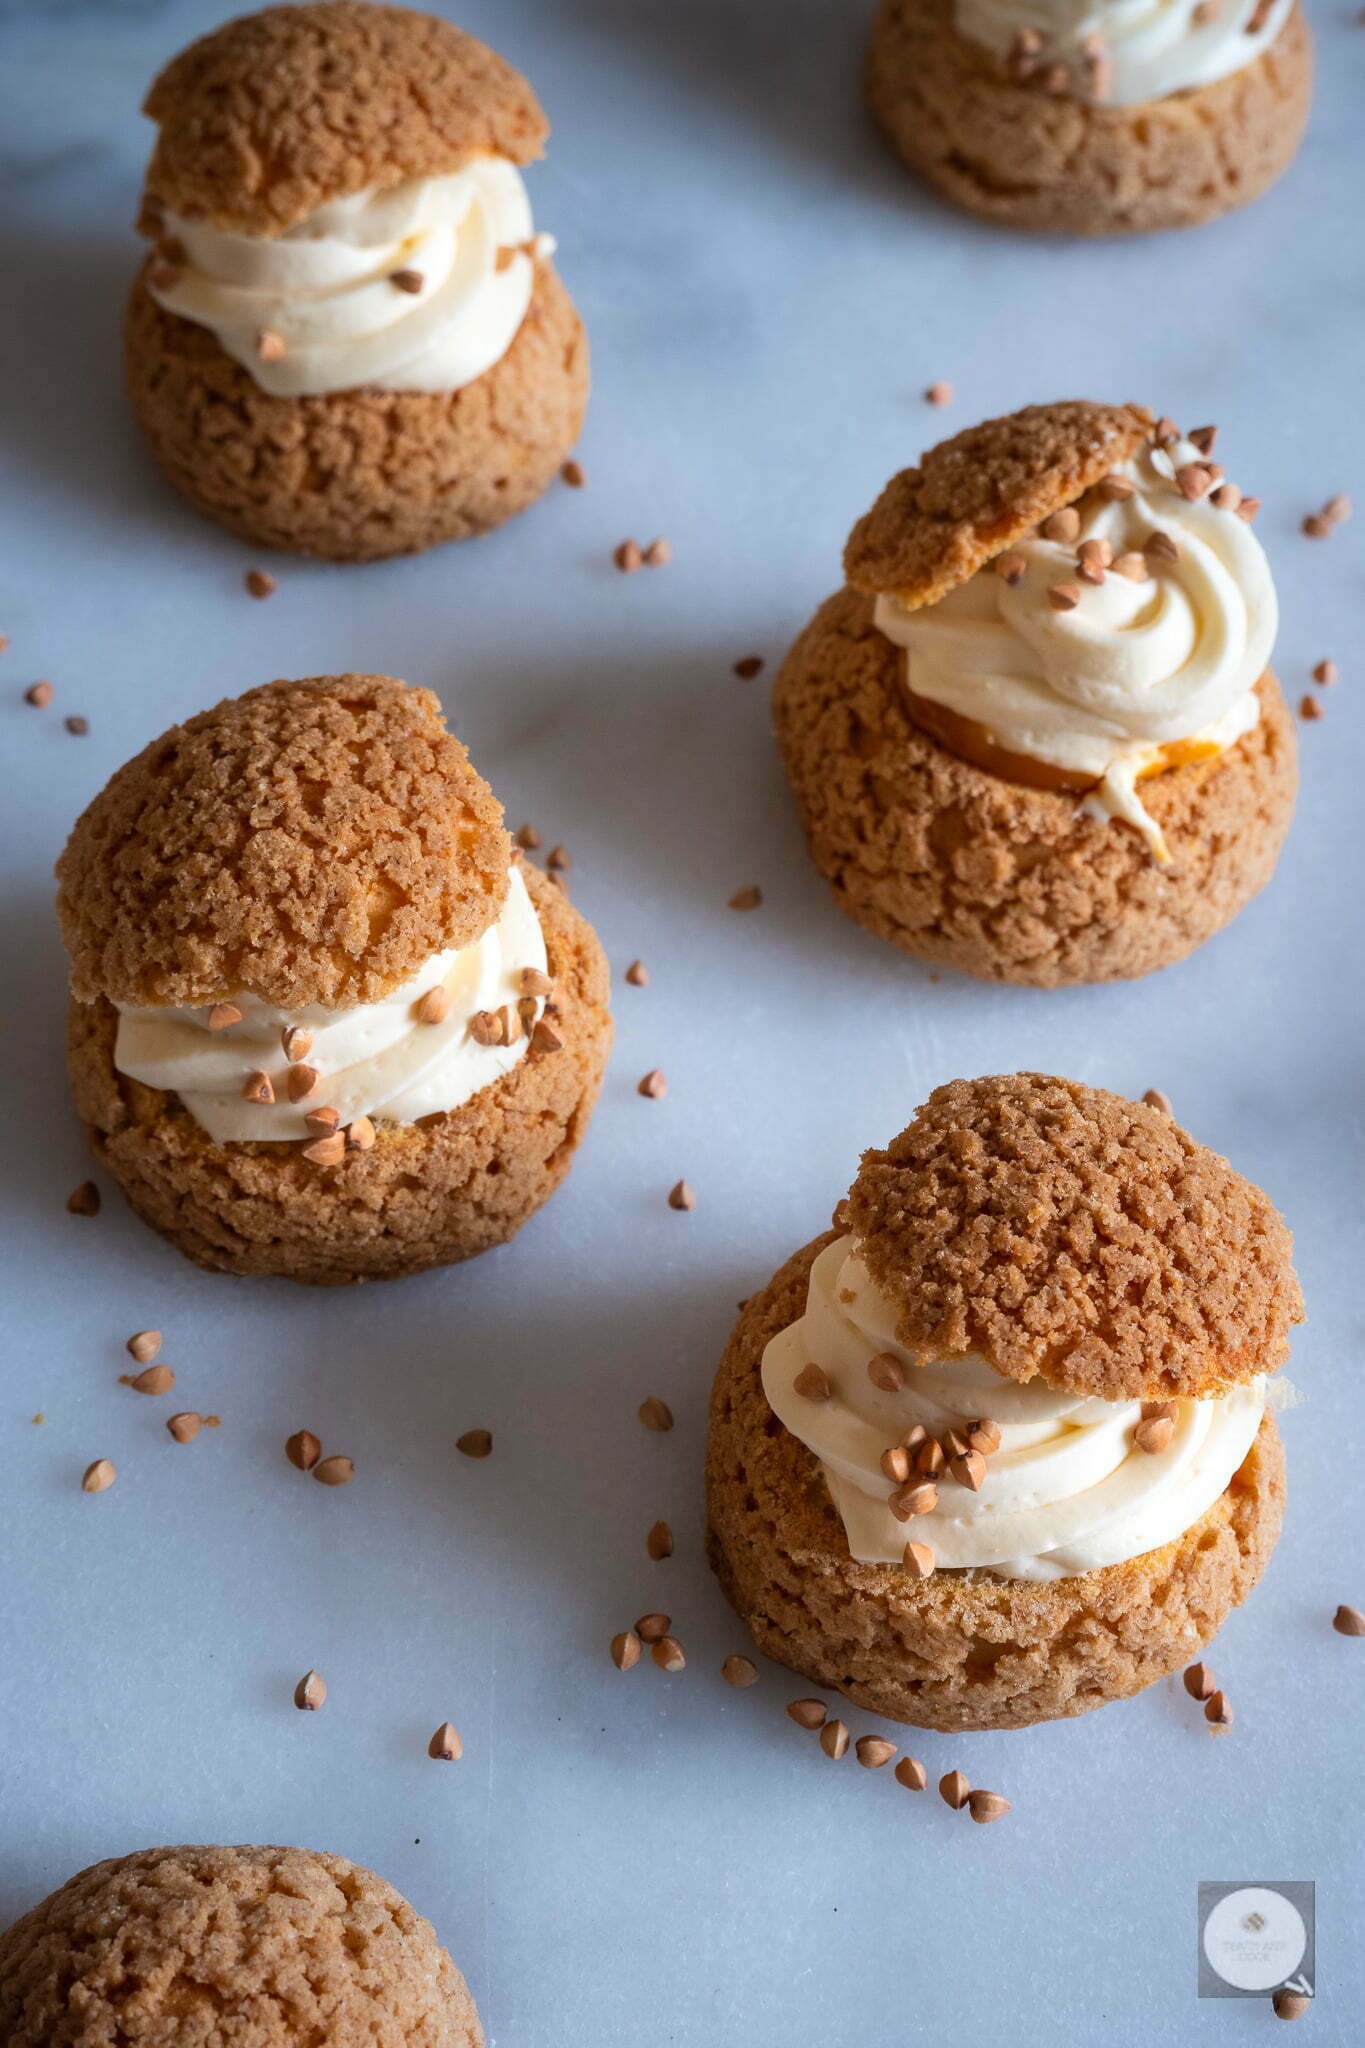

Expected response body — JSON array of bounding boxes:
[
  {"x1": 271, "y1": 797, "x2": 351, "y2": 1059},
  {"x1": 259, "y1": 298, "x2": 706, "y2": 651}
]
[{"x1": 0, "y1": 2, "x2": 1361, "y2": 2042}]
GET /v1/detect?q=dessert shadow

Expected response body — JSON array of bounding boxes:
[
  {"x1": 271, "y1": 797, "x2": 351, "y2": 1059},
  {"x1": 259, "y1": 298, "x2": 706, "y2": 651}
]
[{"x1": 0, "y1": 229, "x2": 170, "y2": 545}]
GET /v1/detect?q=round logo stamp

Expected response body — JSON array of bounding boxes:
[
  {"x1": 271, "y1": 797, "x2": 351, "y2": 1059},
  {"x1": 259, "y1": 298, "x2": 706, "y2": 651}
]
[{"x1": 1198, "y1": 1881, "x2": 1314, "y2": 2001}]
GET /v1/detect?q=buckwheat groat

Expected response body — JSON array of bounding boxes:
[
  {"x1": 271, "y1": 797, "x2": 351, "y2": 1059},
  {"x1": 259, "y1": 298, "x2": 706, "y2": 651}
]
[
  {"x1": 706, "y1": 1074, "x2": 1300, "y2": 1732},
  {"x1": 125, "y1": 3, "x2": 588, "y2": 560},
  {"x1": 867, "y1": 0, "x2": 1312, "y2": 236},
  {"x1": 56, "y1": 674, "x2": 612, "y2": 1283},
  {"x1": 0, "y1": 1844, "x2": 483, "y2": 2046},
  {"x1": 773, "y1": 400, "x2": 1297, "y2": 986}
]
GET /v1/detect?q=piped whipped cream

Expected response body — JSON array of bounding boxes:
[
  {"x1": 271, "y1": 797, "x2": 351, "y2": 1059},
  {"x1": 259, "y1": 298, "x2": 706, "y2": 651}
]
[
  {"x1": 873, "y1": 433, "x2": 1276, "y2": 861},
  {"x1": 148, "y1": 157, "x2": 550, "y2": 398},
  {"x1": 762, "y1": 1237, "x2": 1265, "y2": 1582},
  {"x1": 114, "y1": 864, "x2": 548, "y2": 1144},
  {"x1": 955, "y1": 0, "x2": 1293, "y2": 106}
]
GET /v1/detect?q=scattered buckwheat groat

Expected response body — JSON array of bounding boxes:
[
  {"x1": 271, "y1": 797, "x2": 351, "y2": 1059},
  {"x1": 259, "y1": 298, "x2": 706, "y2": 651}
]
[
  {"x1": 456, "y1": 1430, "x2": 493, "y2": 1459},
  {"x1": 706, "y1": 1072, "x2": 1298, "y2": 1731},
  {"x1": 313, "y1": 1456, "x2": 355, "y2": 1487},
  {"x1": 939, "y1": 1769, "x2": 970, "y2": 1810},
  {"x1": 1183, "y1": 1662, "x2": 1216, "y2": 1701},
  {"x1": 1302, "y1": 494, "x2": 1351, "y2": 539},
  {"x1": 125, "y1": 4, "x2": 586, "y2": 559},
  {"x1": 127, "y1": 1364, "x2": 174, "y2": 1395},
  {"x1": 81, "y1": 1459, "x2": 116, "y2": 1494},
  {"x1": 773, "y1": 401, "x2": 1296, "y2": 986},
  {"x1": 428, "y1": 1722, "x2": 463, "y2": 1761},
  {"x1": 1332, "y1": 1604, "x2": 1365, "y2": 1637},
  {"x1": 722, "y1": 1655, "x2": 758, "y2": 1687},
  {"x1": 293, "y1": 1669, "x2": 327, "y2": 1711},
  {"x1": 56, "y1": 675, "x2": 612, "y2": 1282},
  {"x1": 967, "y1": 1790, "x2": 1011, "y2": 1824},
  {"x1": 286, "y1": 1430, "x2": 322, "y2": 1472},
  {"x1": 0, "y1": 1844, "x2": 485, "y2": 2044},
  {"x1": 866, "y1": 0, "x2": 1311, "y2": 235}
]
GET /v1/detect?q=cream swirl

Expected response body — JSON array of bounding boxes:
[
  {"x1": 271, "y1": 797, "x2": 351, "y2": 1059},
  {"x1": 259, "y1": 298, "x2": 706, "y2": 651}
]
[
  {"x1": 873, "y1": 435, "x2": 1276, "y2": 860},
  {"x1": 114, "y1": 865, "x2": 549, "y2": 1144},
  {"x1": 148, "y1": 158, "x2": 548, "y2": 398},
  {"x1": 954, "y1": 0, "x2": 1294, "y2": 106},
  {"x1": 762, "y1": 1237, "x2": 1265, "y2": 1581}
]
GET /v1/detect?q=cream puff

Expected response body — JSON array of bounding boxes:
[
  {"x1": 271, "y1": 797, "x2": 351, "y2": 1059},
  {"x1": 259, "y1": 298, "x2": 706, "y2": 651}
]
[
  {"x1": 707, "y1": 1074, "x2": 1300, "y2": 1731},
  {"x1": 0, "y1": 1843, "x2": 484, "y2": 2045},
  {"x1": 56, "y1": 673, "x2": 612, "y2": 1281},
  {"x1": 126, "y1": 3, "x2": 587, "y2": 559},
  {"x1": 867, "y1": 0, "x2": 1312, "y2": 236},
  {"x1": 772, "y1": 400, "x2": 1297, "y2": 985}
]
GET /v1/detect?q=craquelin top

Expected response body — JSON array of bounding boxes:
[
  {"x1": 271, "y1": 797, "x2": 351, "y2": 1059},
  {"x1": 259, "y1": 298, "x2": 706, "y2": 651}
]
[
  {"x1": 0, "y1": 1843, "x2": 483, "y2": 2047},
  {"x1": 842, "y1": 1073, "x2": 1302, "y2": 1403},
  {"x1": 140, "y1": 2, "x2": 549, "y2": 239},
  {"x1": 57, "y1": 674, "x2": 511, "y2": 1012},
  {"x1": 843, "y1": 399, "x2": 1155, "y2": 610}
]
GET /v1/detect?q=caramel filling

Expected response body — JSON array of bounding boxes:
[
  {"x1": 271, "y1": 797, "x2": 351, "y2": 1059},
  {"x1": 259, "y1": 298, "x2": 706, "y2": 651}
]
[{"x1": 903, "y1": 683, "x2": 1224, "y2": 795}]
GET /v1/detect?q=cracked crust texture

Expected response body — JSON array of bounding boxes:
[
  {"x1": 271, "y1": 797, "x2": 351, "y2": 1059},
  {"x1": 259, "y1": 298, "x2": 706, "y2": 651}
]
[
  {"x1": 867, "y1": 0, "x2": 1312, "y2": 237},
  {"x1": 124, "y1": 259, "x2": 588, "y2": 561},
  {"x1": 65, "y1": 862, "x2": 611, "y2": 1283},
  {"x1": 57, "y1": 675, "x2": 512, "y2": 1012},
  {"x1": 706, "y1": 1232, "x2": 1286, "y2": 1731},
  {"x1": 141, "y1": 2, "x2": 547, "y2": 237},
  {"x1": 845, "y1": 400, "x2": 1154, "y2": 611},
  {"x1": 772, "y1": 586, "x2": 1297, "y2": 987},
  {"x1": 0, "y1": 1843, "x2": 483, "y2": 2048},
  {"x1": 844, "y1": 1074, "x2": 1302, "y2": 1403}
]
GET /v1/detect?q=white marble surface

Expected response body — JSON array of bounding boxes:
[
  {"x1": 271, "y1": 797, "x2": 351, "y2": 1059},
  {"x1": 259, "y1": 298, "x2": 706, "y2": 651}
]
[{"x1": 1, "y1": 3, "x2": 1361, "y2": 2042}]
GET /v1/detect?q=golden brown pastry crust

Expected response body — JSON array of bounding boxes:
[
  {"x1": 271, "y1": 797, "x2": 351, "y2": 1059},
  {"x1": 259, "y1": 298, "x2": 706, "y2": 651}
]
[
  {"x1": 124, "y1": 259, "x2": 588, "y2": 562},
  {"x1": 771, "y1": 586, "x2": 1297, "y2": 987},
  {"x1": 65, "y1": 863, "x2": 611, "y2": 1284},
  {"x1": 866, "y1": 0, "x2": 1312, "y2": 239},
  {"x1": 706, "y1": 1232, "x2": 1286, "y2": 1732},
  {"x1": 845, "y1": 400, "x2": 1153, "y2": 610},
  {"x1": 844, "y1": 1074, "x2": 1302, "y2": 1402},
  {"x1": 0, "y1": 1843, "x2": 484, "y2": 2047},
  {"x1": 57, "y1": 675, "x2": 512, "y2": 1012},
  {"x1": 141, "y1": 1, "x2": 547, "y2": 237}
]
